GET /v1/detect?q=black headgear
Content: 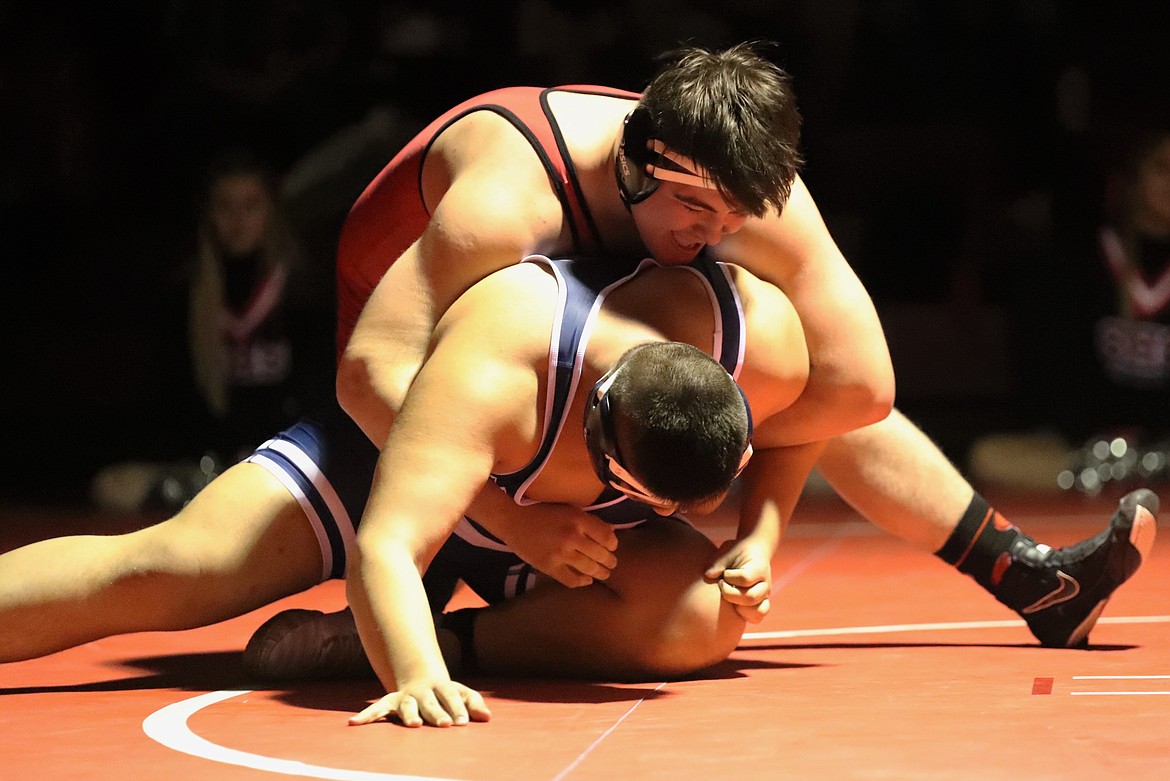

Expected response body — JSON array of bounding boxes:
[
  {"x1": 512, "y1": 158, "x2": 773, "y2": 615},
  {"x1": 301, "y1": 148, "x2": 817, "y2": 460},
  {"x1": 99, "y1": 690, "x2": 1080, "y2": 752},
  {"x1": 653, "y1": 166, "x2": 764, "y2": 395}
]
[
  {"x1": 615, "y1": 107, "x2": 659, "y2": 206},
  {"x1": 615, "y1": 107, "x2": 720, "y2": 208}
]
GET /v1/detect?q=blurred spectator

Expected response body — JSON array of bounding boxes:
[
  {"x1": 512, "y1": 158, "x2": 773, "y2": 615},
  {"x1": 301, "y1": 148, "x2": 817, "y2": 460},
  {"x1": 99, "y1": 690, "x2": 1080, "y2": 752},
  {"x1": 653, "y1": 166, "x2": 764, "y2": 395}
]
[
  {"x1": 188, "y1": 149, "x2": 313, "y2": 459},
  {"x1": 91, "y1": 148, "x2": 329, "y2": 512},
  {"x1": 1091, "y1": 130, "x2": 1170, "y2": 416},
  {"x1": 971, "y1": 127, "x2": 1170, "y2": 494},
  {"x1": 1049, "y1": 127, "x2": 1170, "y2": 494}
]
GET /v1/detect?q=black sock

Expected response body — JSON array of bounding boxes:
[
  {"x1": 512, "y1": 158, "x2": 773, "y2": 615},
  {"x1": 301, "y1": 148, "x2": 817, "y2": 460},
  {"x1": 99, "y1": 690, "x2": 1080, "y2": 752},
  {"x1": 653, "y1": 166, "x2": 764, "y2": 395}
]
[
  {"x1": 935, "y1": 493, "x2": 1031, "y2": 591},
  {"x1": 439, "y1": 608, "x2": 480, "y2": 675}
]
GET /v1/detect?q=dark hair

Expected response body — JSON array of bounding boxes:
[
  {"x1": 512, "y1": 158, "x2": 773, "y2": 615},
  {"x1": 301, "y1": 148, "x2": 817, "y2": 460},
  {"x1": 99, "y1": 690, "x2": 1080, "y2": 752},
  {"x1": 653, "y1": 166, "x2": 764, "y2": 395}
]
[
  {"x1": 640, "y1": 41, "x2": 803, "y2": 216},
  {"x1": 609, "y1": 342, "x2": 750, "y2": 504}
]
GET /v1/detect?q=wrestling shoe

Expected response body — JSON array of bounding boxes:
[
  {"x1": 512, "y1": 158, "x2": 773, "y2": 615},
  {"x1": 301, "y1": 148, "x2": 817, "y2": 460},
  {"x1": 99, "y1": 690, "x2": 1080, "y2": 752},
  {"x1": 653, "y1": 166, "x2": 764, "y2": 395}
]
[
  {"x1": 995, "y1": 488, "x2": 1158, "y2": 648},
  {"x1": 242, "y1": 608, "x2": 372, "y2": 680}
]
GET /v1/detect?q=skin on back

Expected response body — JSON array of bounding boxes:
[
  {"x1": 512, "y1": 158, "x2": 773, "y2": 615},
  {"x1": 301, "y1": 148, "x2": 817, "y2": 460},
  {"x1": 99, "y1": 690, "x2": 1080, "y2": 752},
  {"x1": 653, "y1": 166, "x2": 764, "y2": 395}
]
[{"x1": 425, "y1": 258, "x2": 810, "y2": 508}]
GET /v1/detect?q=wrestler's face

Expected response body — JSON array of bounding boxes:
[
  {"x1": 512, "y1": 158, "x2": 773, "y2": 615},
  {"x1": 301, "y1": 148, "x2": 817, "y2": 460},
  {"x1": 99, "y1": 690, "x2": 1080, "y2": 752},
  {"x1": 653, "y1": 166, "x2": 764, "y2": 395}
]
[{"x1": 631, "y1": 181, "x2": 749, "y2": 265}]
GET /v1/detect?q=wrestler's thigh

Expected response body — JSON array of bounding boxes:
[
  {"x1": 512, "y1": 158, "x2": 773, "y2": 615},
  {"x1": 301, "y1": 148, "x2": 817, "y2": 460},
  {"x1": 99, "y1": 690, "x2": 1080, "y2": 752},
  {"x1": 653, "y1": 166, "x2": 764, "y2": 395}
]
[
  {"x1": 604, "y1": 518, "x2": 719, "y2": 602},
  {"x1": 137, "y1": 462, "x2": 323, "y2": 595},
  {"x1": 597, "y1": 519, "x2": 739, "y2": 673}
]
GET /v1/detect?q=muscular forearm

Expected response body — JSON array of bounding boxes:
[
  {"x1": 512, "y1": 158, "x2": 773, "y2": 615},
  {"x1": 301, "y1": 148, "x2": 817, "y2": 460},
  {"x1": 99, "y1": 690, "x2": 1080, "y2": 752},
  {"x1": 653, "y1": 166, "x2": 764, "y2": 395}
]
[
  {"x1": 703, "y1": 442, "x2": 827, "y2": 624},
  {"x1": 738, "y1": 440, "x2": 829, "y2": 554},
  {"x1": 753, "y1": 368, "x2": 892, "y2": 446},
  {"x1": 346, "y1": 541, "x2": 449, "y2": 692}
]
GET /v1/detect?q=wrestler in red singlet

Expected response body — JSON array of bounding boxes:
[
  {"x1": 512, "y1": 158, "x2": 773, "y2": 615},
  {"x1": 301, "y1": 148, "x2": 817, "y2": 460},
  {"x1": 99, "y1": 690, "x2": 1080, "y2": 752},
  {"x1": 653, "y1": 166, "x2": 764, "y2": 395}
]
[{"x1": 334, "y1": 85, "x2": 638, "y2": 357}]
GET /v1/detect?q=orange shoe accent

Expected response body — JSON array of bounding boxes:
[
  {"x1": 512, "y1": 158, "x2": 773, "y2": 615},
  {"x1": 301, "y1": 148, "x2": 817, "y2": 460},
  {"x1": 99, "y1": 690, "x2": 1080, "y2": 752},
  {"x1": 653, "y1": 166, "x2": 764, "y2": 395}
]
[{"x1": 990, "y1": 551, "x2": 1012, "y2": 586}]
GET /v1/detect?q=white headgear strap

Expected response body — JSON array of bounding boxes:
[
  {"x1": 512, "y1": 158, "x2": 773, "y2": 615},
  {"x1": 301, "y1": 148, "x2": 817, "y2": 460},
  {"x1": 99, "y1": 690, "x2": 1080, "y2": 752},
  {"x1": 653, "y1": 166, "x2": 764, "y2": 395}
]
[{"x1": 645, "y1": 139, "x2": 718, "y2": 190}]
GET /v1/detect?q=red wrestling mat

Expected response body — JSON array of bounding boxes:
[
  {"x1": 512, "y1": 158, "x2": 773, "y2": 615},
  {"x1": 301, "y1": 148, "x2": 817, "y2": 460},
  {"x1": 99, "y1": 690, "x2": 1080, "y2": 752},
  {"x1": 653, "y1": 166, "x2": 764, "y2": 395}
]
[{"x1": 2, "y1": 494, "x2": 1168, "y2": 781}]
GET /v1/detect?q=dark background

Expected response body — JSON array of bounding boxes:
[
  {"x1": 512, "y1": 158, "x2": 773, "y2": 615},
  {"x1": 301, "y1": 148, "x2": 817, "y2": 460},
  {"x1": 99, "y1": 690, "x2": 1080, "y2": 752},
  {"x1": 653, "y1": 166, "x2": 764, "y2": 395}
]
[{"x1": 2, "y1": 1, "x2": 1167, "y2": 506}]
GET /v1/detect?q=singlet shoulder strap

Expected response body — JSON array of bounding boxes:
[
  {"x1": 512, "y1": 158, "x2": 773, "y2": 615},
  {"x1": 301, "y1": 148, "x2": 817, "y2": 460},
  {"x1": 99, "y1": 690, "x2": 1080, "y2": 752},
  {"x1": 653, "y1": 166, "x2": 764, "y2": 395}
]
[
  {"x1": 416, "y1": 86, "x2": 638, "y2": 254},
  {"x1": 490, "y1": 255, "x2": 642, "y2": 499}
]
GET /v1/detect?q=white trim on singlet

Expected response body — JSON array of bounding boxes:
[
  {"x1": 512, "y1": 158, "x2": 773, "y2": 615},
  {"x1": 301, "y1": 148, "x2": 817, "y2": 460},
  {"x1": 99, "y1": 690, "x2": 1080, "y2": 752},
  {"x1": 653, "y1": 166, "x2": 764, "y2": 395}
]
[
  {"x1": 506, "y1": 256, "x2": 745, "y2": 507},
  {"x1": 246, "y1": 438, "x2": 358, "y2": 579},
  {"x1": 507, "y1": 257, "x2": 651, "y2": 505},
  {"x1": 451, "y1": 517, "x2": 513, "y2": 552},
  {"x1": 245, "y1": 450, "x2": 333, "y2": 582},
  {"x1": 536, "y1": 258, "x2": 570, "y2": 484},
  {"x1": 716, "y1": 260, "x2": 748, "y2": 379},
  {"x1": 664, "y1": 260, "x2": 747, "y2": 379}
]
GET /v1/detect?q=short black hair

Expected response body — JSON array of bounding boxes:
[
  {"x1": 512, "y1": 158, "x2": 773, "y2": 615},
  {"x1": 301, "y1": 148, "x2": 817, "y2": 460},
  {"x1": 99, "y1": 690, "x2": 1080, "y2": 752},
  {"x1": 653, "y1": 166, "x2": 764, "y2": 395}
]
[
  {"x1": 640, "y1": 41, "x2": 803, "y2": 216},
  {"x1": 608, "y1": 342, "x2": 750, "y2": 504}
]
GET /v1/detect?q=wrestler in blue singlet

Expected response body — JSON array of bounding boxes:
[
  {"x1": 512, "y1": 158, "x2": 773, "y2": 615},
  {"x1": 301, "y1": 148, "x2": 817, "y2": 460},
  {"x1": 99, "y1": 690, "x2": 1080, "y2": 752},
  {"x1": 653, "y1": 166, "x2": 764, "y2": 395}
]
[{"x1": 245, "y1": 251, "x2": 746, "y2": 610}]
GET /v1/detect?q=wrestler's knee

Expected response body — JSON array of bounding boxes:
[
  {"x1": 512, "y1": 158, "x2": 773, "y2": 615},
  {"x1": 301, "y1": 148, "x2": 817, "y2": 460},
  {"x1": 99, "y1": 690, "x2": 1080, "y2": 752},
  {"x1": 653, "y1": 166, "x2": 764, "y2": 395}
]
[
  {"x1": 597, "y1": 520, "x2": 746, "y2": 678},
  {"x1": 632, "y1": 577, "x2": 745, "y2": 678}
]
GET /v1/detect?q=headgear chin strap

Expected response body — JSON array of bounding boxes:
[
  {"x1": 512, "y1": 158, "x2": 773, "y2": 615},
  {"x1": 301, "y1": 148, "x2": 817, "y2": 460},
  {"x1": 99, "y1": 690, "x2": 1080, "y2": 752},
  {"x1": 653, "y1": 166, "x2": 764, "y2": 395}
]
[{"x1": 616, "y1": 107, "x2": 719, "y2": 208}]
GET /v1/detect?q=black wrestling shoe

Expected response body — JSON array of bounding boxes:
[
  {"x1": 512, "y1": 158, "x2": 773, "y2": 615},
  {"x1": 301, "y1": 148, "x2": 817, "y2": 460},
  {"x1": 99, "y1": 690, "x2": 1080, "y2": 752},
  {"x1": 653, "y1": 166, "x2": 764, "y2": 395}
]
[{"x1": 995, "y1": 489, "x2": 1158, "y2": 648}]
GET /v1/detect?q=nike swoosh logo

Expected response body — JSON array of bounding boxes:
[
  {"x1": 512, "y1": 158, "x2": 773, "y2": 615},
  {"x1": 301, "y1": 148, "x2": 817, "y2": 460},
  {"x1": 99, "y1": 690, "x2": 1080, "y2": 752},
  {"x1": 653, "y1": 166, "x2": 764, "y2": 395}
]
[{"x1": 1021, "y1": 570, "x2": 1081, "y2": 614}]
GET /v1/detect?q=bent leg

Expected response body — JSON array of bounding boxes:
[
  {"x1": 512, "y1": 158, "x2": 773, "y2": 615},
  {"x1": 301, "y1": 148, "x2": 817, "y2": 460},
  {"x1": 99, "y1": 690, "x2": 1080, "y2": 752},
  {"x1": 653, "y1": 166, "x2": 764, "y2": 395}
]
[
  {"x1": 816, "y1": 407, "x2": 1159, "y2": 647},
  {"x1": 0, "y1": 463, "x2": 322, "y2": 662},
  {"x1": 816, "y1": 407, "x2": 972, "y2": 552},
  {"x1": 473, "y1": 518, "x2": 744, "y2": 681}
]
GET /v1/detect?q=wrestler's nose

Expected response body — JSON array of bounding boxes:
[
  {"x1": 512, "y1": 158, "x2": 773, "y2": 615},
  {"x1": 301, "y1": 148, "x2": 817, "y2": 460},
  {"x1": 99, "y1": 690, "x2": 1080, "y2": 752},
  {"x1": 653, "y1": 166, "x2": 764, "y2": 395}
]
[
  {"x1": 705, "y1": 214, "x2": 745, "y2": 246},
  {"x1": 703, "y1": 222, "x2": 726, "y2": 246}
]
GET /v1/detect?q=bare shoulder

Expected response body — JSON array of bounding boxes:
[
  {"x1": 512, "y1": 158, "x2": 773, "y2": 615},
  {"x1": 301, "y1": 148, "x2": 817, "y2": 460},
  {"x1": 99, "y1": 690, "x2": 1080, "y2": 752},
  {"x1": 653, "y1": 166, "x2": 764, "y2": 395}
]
[
  {"x1": 722, "y1": 263, "x2": 810, "y2": 408},
  {"x1": 428, "y1": 111, "x2": 560, "y2": 206},
  {"x1": 713, "y1": 175, "x2": 840, "y2": 287},
  {"x1": 422, "y1": 112, "x2": 566, "y2": 257},
  {"x1": 436, "y1": 261, "x2": 561, "y2": 352}
]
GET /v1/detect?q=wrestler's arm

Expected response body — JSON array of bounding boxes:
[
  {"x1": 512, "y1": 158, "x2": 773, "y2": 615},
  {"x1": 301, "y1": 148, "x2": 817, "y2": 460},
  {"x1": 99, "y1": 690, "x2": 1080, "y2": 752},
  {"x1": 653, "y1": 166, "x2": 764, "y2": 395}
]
[
  {"x1": 705, "y1": 439, "x2": 828, "y2": 622},
  {"x1": 467, "y1": 485, "x2": 618, "y2": 587},
  {"x1": 717, "y1": 175, "x2": 895, "y2": 446},
  {"x1": 338, "y1": 164, "x2": 620, "y2": 587},
  {"x1": 344, "y1": 330, "x2": 528, "y2": 728},
  {"x1": 704, "y1": 267, "x2": 823, "y2": 620},
  {"x1": 337, "y1": 166, "x2": 562, "y2": 447}
]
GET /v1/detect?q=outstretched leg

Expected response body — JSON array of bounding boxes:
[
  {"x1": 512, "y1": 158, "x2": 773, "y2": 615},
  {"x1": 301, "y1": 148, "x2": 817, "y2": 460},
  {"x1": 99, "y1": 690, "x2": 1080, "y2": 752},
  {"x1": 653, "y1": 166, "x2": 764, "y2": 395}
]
[
  {"x1": 817, "y1": 408, "x2": 1159, "y2": 647},
  {"x1": 816, "y1": 408, "x2": 975, "y2": 551},
  {"x1": 0, "y1": 462, "x2": 323, "y2": 662}
]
